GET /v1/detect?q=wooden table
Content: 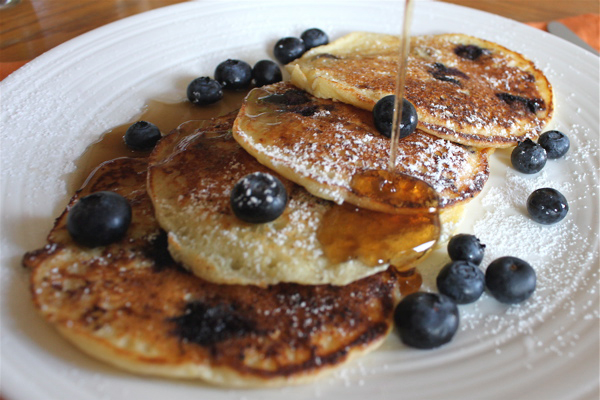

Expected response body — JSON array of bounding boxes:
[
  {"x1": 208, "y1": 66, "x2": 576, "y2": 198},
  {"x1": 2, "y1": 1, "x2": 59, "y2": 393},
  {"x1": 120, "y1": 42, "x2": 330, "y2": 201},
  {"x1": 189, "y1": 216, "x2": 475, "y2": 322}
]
[{"x1": 1, "y1": 0, "x2": 598, "y2": 63}]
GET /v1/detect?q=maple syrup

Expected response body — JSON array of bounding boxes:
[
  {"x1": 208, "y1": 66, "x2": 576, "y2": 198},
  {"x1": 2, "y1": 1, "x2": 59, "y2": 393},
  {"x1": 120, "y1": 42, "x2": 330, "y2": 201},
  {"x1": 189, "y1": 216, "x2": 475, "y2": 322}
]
[
  {"x1": 397, "y1": 268, "x2": 423, "y2": 296},
  {"x1": 71, "y1": 91, "x2": 247, "y2": 191},
  {"x1": 319, "y1": 169, "x2": 439, "y2": 272},
  {"x1": 317, "y1": 202, "x2": 438, "y2": 270},
  {"x1": 389, "y1": 0, "x2": 415, "y2": 170},
  {"x1": 350, "y1": 169, "x2": 438, "y2": 212}
]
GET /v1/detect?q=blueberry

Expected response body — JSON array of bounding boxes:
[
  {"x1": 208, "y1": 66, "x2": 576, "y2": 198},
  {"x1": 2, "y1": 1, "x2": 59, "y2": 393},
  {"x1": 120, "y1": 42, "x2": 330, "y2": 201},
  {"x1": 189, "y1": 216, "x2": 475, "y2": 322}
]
[
  {"x1": 252, "y1": 60, "x2": 283, "y2": 87},
  {"x1": 373, "y1": 95, "x2": 418, "y2": 139},
  {"x1": 214, "y1": 59, "x2": 252, "y2": 90},
  {"x1": 67, "y1": 191, "x2": 132, "y2": 247},
  {"x1": 447, "y1": 233, "x2": 486, "y2": 265},
  {"x1": 273, "y1": 37, "x2": 306, "y2": 64},
  {"x1": 538, "y1": 130, "x2": 570, "y2": 159},
  {"x1": 511, "y1": 138, "x2": 547, "y2": 174},
  {"x1": 485, "y1": 256, "x2": 536, "y2": 304},
  {"x1": 300, "y1": 28, "x2": 329, "y2": 50},
  {"x1": 186, "y1": 77, "x2": 223, "y2": 105},
  {"x1": 527, "y1": 188, "x2": 569, "y2": 225},
  {"x1": 394, "y1": 292, "x2": 459, "y2": 349},
  {"x1": 123, "y1": 121, "x2": 162, "y2": 151},
  {"x1": 454, "y1": 44, "x2": 485, "y2": 60},
  {"x1": 230, "y1": 172, "x2": 287, "y2": 223},
  {"x1": 496, "y1": 93, "x2": 544, "y2": 114},
  {"x1": 429, "y1": 62, "x2": 468, "y2": 85},
  {"x1": 436, "y1": 261, "x2": 485, "y2": 304}
]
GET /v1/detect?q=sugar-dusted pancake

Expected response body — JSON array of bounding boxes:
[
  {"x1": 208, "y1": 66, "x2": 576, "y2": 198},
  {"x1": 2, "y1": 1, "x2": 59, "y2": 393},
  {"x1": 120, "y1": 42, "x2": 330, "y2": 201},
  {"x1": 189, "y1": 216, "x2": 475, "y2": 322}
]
[
  {"x1": 233, "y1": 82, "x2": 491, "y2": 215},
  {"x1": 287, "y1": 32, "x2": 553, "y2": 147},
  {"x1": 23, "y1": 156, "x2": 410, "y2": 387},
  {"x1": 147, "y1": 112, "x2": 439, "y2": 286}
]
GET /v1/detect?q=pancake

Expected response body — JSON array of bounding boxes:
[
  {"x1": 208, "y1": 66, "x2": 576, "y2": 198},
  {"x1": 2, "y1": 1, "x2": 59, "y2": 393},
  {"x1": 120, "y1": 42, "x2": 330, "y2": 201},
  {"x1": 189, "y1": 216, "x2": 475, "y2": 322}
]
[
  {"x1": 147, "y1": 112, "x2": 439, "y2": 286},
  {"x1": 286, "y1": 32, "x2": 553, "y2": 147},
  {"x1": 23, "y1": 156, "x2": 409, "y2": 387},
  {"x1": 233, "y1": 82, "x2": 491, "y2": 217}
]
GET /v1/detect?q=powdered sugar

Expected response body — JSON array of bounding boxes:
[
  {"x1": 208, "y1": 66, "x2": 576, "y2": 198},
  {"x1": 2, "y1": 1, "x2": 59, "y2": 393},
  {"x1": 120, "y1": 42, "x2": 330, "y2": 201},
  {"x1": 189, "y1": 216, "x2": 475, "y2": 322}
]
[{"x1": 437, "y1": 120, "x2": 600, "y2": 351}]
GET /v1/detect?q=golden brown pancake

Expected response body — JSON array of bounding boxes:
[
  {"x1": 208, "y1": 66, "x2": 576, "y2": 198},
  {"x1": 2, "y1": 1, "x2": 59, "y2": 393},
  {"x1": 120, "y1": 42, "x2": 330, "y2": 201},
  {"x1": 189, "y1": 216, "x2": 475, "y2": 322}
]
[
  {"x1": 147, "y1": 112, "x2": 438, "y2": 286},
  {"x1": 24, "y1": 156, "x2": 409, "y2": 387},
  {"x1": 233, "y1": 82, "x2": 492, "y2": 215},
  {"x1": 287, "y1": 32, "x2": 553, "y2": 147}
]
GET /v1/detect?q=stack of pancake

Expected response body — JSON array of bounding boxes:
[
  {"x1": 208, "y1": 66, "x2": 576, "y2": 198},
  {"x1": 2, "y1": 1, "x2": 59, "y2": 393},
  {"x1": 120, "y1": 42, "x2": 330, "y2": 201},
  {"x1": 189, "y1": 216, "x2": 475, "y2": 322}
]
[{"x1": 23, "y1": 32, "x2": 552, "y2": 386}]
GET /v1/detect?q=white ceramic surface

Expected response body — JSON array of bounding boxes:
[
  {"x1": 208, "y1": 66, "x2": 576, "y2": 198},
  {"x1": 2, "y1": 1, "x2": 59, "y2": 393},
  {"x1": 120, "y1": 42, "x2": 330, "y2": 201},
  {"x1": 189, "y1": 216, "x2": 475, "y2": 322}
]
[{"x1": 1, "y1": 1, "x2": 598, "y2": 399}]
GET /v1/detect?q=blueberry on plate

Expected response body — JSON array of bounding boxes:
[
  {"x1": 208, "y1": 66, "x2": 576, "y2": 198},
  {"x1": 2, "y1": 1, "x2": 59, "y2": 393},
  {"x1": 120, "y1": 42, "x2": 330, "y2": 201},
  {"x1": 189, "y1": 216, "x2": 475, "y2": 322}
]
[
  {"x1": 300, "y1": 28, "x2": 329, "y2": 50},
  {"x1": 437, "y1": 260, "x2": 485, "y2": 304},
  {"x1": 527, "y1": 187, "x2": 569, "y2": 225},
  {"x1": 538, "y1": 130, "x2": 570, "y2": 159},
  {"x1": 230, "y1": 172, "x2": 287, "y2": 223},
  {"x1": 511, "y1": 139, "x2": 547, "y2": 174},
  {"x1": 485, "y1": 256, "x2": 536, "y2": 304},
  {"x1": 252, "y1": 60, "x2": 283, "y2": 87},
  {"x1": 373, "y1": 95, "x2": 418, "y2": 139},
  {"x1": 67, "y1": 191, "x2": 132, "y2": 247},
  {"x1": 186, "y1": 77, "x2": 223, "y2": 105},
  {"x1": 273, "y1": 37, "x2": 306, "y2": 64},
  {"x1": 124, "y1": 120, "x2": 162, "y2": 151},
  {"x1": 394, "y1": 292, "x2": 459, "y2": 349},
  {"x1": 214, "y1": 59, "x2": 253, "y2": 90},
  {"x1": 447, "y1": 233, "x2": 486, "y2": 265}
]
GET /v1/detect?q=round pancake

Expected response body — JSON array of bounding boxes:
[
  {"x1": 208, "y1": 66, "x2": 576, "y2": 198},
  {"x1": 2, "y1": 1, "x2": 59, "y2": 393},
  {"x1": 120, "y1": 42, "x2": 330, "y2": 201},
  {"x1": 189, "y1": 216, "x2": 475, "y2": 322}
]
[
  {"x1": 23, "y1": 157, "x2": 407, "y2": 387},
  {"x1": 147, "y1": 112, "x2": 439, "y2": 286},
  {"x1": 286, "y1": 32, "x2": 553, "y2": 147},
  {"x1": 233, "y1": 82, "x2": 492, "y2": 213}
]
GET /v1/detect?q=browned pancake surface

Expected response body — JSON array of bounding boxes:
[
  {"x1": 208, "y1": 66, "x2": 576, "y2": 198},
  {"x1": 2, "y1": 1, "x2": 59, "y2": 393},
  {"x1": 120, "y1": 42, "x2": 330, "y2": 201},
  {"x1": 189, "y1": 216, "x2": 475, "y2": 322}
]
[
  {"x1": 287, "y1": 32, "x2": 553, "y2": 147},
  {"x1": 24, "y1": 157, "x2": 404, "y2": 387}
]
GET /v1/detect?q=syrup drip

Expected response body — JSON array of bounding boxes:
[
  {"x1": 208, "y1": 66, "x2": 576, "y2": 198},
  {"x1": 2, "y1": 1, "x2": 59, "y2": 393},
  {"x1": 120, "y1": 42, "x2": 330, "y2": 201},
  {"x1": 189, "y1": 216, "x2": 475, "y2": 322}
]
[
  {"x1": 319, "y1": 170, "x2": 439, "y2": 272},
  {"x1": 398, "y1": 268, "x2": 423, "y2": 296},
  {"x1": 317, "y1": 203, "x2": 438, "y2": 271},
  {"x1": 350, "y1": 169, "x2": 438, "y2": 212}
]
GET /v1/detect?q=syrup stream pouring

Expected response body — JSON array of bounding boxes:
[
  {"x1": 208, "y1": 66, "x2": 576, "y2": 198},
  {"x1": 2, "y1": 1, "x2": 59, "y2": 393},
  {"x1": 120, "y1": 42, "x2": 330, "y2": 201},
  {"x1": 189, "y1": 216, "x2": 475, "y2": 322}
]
[{"x1": 388, "y1": 0, "x2": 415, "y2": 170}]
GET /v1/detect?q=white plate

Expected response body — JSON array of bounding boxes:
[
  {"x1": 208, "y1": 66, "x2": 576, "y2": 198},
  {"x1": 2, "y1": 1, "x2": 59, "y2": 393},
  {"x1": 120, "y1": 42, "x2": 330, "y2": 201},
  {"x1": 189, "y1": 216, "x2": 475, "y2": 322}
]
[{"x1": 1, "y1": 1, "x2": 598, "y2": 399}]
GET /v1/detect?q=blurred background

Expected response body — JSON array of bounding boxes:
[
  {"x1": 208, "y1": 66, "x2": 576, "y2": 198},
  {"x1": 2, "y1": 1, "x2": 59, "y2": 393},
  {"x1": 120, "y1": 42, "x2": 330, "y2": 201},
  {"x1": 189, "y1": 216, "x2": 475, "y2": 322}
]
[{"x1": 1, "y1": 0, "x2": 598, "y2": 63}]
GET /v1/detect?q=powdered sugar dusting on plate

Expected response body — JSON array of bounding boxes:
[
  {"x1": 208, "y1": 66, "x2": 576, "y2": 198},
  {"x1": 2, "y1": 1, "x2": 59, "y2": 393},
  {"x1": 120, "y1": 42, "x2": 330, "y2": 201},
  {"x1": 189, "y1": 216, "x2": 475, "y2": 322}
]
[{"x1": 452, "y1": 120, "x2": 600, "y2": 351}]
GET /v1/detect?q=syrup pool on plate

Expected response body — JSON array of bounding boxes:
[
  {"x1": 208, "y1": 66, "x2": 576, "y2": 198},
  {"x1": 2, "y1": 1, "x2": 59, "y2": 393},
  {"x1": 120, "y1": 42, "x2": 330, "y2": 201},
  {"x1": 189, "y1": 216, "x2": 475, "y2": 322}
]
[{"x1": 72, "y1": 91, "x2": 248, "y2": 191}]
